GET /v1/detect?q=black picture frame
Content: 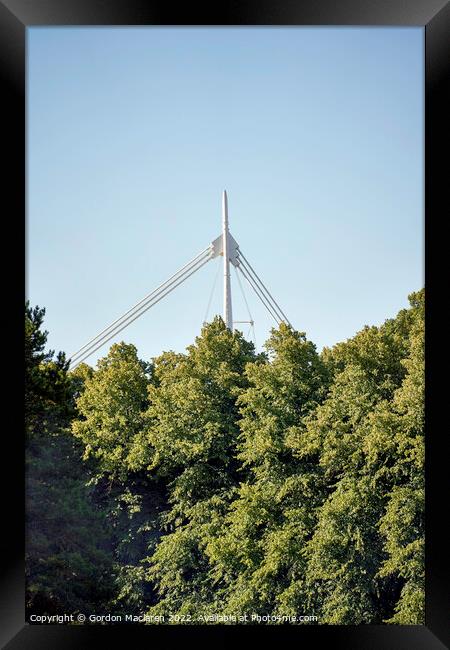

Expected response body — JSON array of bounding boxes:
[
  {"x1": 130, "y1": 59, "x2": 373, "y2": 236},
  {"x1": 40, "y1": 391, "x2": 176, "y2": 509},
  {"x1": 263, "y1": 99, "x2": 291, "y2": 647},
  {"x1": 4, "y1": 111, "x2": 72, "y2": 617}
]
[{"x1": 2, "y1": 1, "x2": 448, "y2": 648}]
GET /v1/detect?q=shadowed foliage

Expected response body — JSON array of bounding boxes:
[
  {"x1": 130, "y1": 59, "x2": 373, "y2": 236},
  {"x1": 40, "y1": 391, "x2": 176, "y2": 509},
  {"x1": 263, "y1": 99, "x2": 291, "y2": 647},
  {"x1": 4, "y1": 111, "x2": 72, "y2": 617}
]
[{"x1": 26, "y1": 291, "x2": 424, "y2": 624}]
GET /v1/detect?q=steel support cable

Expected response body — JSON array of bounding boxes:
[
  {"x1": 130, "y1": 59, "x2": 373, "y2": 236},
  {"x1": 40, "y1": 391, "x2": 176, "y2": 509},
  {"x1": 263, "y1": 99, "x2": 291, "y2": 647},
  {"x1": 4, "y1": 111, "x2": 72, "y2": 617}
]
[
  {"x1": 236, "y1": 265, "x2": 281, "y2": 326},
  {"x1": 70, "y1": 247, "x2": 211, "y2": 362},
  {"x1": 233, "y1": 265, "x2": 257, "y2": 347},
  {"x1": 233, "y1": 264, "x2": 254, "y2": 326},
  {"x1": 71, "y1": 254, "x2": 211, "y2": 369},
  {"x1": 203, "y1": 259, "x2": 221, "y2": 324},
  {"x1": 251, "y1": 321, "x2": 257, "y2": 349},
  {"x1": 238, "y1": 251, "x2": 291, "y2": 326},
  {"x1": 240, "y1": 272, "x2": 257, "y2": 348},
  {"x1": 238, "y1": 266, "x2": 280, "y2": 325},
  {"x1": 70, "y1": 247, "x2": 210, "y2": 359},
  {"x1": 238, "y1": 258, "x2": 284, "y2": 324},
  {"x1": 70, "y1": 254, "x2": 211, "y2": 368},
  {"x1": 70, "y1": 252, "x2": 211, "y2": 367},
  {"x1": 239, "y1": 258, "x2": 289, "y2": 326},
  {"x1": 234, "y1": 264, "x2": 252, "y2": 321}
]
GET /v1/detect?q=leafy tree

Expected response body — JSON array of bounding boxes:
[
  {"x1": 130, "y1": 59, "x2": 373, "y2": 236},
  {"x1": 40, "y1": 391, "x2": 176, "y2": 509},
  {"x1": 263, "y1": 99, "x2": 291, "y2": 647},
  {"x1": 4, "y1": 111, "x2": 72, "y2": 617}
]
[
  {"x1": 27, "y1": 290, "x2": 424, "y2": 625},
  {"x1": 25, "y1": 304, "x2": 116, "y2": 616},
  {"x1": 25, "y1": 302, "x2": 72, "y2": 436},
  {"x1": 302, "y1": 290, "x2": 424, "y2": 624},
  {"x1": 205, "y1": 325, "x2": 329, "y2": 620},
  {"x1": 373, "y1": 290, "x2": 425, "y2": 623},
  {"x1": 26, "y1": 433, "x2": 116, "y2": 615},
  {"x1": 72, "y1": 342, "x2": 151, "y2": 481},
  {"x1": 71, "y1": 343, "x2": 166, "y2": 613},
  {"x1": 144, "y1": 317, "x2": 260, "y2": 618}
]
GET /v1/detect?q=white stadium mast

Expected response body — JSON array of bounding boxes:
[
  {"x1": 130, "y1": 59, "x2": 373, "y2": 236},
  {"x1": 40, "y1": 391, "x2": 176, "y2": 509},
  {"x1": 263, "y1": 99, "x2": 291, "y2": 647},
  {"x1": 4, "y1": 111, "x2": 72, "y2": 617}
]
[
  {"x1": 222, "y1": 190, "x2": 233, "y2": 331},
  {"x1": 69, "y1": 191, "x2": 291, "y2": 369}
]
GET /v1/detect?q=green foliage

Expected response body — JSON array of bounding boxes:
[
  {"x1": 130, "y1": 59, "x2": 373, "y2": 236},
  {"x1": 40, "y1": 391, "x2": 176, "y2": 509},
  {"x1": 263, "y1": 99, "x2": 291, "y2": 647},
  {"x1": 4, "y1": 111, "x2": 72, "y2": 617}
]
[
  {"x1": 25, "y1": 304, "x2": 117, "y2": 616},
  {"x1": 27, "y1": 291, "x2": 425, "y2": 625},
  {"x1": 72, "y1": 342, "x2": 151, "y2": 481},
  {"x1": 144, "y1": 318, "x2": 260, "y2": 617},
  {"x1": 375, "y1": 290, "x2": 425, "y2": 624},
  {"x1": 70, "y1": 343, "x2": 171, "y2": 612},
  {"x1": 25, "y1": 302, "x2": 73, "y2": 436},
  {"x1": 201, "y1": 325, "x2": 329, "y2": 619},
  {"x1": 302, "y1": 289, "x2": 425, "y2": 624},
  {"x1": 26, "y1": 433, "x2": 116, "y2": 615},
  {"x1": 145, "y1": 318, "x2": 259, "y2": 480}
]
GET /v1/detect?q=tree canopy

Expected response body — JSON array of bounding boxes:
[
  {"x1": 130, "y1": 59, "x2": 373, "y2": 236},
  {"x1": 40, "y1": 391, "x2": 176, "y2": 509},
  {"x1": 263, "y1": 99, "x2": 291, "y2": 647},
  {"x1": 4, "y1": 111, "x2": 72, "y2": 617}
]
[{"x1": 25, "y1": 290, "x2": 425, "y2": 625}]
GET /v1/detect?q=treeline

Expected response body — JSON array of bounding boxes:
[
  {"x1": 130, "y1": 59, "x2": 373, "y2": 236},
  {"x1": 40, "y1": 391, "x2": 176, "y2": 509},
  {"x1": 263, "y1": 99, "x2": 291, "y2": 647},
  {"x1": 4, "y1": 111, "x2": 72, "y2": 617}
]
[{"x1": 25, "y1": 289, "x2": 424, "y2": 624}]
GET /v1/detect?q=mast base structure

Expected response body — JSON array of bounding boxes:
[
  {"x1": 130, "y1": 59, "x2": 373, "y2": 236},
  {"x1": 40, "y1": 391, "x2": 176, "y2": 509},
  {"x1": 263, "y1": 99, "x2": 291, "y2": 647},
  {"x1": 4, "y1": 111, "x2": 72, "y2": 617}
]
[{"x1": 68, "y1": 191, "x2": 291, "y2": 369}]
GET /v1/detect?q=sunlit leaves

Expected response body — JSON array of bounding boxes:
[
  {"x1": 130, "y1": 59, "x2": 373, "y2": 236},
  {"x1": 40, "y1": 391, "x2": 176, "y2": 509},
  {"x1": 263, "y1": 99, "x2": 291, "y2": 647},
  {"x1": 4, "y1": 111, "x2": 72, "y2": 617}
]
[
  {"x1": 30, "y1": 288, "x2": 424, "y2": 624},
  {"x1": 71, "y1": 342, "x2": 151, "y2": 480}
]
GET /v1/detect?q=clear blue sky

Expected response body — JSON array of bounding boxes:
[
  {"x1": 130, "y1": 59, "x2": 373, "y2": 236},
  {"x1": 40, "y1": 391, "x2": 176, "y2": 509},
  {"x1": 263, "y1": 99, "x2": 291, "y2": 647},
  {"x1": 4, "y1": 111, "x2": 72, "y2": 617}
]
[{"x1": 27, "y1": 27, "x2": 423, "y2": 365}]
